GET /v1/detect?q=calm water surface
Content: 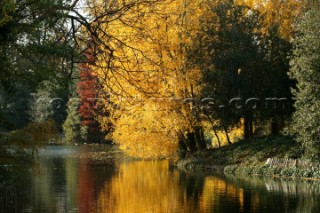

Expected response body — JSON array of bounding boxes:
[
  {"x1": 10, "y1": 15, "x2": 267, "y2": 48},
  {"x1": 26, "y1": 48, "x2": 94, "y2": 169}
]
[{"x1": 8, "y1": 145, "x2": 320, "y2": 212}]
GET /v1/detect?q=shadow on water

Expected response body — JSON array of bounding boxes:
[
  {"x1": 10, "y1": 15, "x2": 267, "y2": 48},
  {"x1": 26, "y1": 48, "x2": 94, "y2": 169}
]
[
  {"x1": 224, "y1": 174, "x2": 320, "y2": 213},
  {"x1": 2, "y1": 145, "x2": 320, "y2": 213},
  {"x1": 0, "y1": 146, "x2": 34, "y2": 213}
]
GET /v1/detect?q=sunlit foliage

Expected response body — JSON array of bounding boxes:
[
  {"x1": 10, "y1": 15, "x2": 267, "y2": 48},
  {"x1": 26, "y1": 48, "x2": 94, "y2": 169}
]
[
  {"x1": 91, "y1": 0, "x2": 204, "y2": 158},
  {"x1": 87, "y1": 0, "x2": 304, "y2": 157},
  {"x1": 236, "y1": 0, "x2": 303, "y2": 40}
]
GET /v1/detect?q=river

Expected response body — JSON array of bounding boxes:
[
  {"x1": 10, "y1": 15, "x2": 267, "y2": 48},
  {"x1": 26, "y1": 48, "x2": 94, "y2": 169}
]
[{"x1": 2, "y1": 145, "x2": 320, "y2": 213}]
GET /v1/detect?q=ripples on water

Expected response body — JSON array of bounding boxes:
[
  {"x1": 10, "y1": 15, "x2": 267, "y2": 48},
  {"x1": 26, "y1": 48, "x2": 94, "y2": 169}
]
[{"x1": 1, "y1": 145, "x2": 320, "y2": 213}]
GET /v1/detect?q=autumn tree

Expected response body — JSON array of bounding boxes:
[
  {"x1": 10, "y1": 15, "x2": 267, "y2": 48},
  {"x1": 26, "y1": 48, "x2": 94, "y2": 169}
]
[
  {"x1": 78, "y1": 55, "x2": 105, "y2": 143},
  {"x1": 89, "y1": 0, "x2": 206, "y2": 157},
  {"x1": 236, "y1": 0, "x2": 302, "y2": 40},
  {"x1": 85, "y1": 0, "x2": 302, "y2": 157}
]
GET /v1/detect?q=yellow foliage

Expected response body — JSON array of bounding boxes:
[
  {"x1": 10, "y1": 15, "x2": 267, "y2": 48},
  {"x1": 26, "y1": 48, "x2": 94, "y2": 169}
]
[
  {"x1": 205, "y1": 125, "x2": 244, "y2": 148},
  {"x1": 236, "y1": 0, "x2": 303, "y2": 40},
  {"x1": 92, "y1": 0, "x2": 204, "y2": 158},
  {"x1": 90, "y1": 0, "x2": 302, "y2": 157}
]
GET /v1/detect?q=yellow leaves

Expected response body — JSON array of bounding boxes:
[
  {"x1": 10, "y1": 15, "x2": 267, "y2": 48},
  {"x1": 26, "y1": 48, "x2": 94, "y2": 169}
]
[
  {"x1": 206, "y1": 0, "x2": 302, "y2": 40},
  {"x1": 111, "y1": 100, "x2": 186, "y2": 158},
  {"x1": 91, "y1": 0, "x2": 206, "y2": 158},
  {"x1": 237, "y1": 0, "x2": 303, "y2": 39},
  {"x1": 86, "y1": 0, "x2": 303, "y2": 158}
]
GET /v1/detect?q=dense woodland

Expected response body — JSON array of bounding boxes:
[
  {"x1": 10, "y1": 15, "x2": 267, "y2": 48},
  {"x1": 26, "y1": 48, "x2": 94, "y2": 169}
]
[{"x1": 0, "y1": 0, "x2": 320, "y2": 161}]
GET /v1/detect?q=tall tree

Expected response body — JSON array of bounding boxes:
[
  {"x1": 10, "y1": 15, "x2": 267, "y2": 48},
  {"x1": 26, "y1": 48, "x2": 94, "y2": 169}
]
[
  {"x1": 62, "y1": 93, "x2": 84, "y2": 143},
  {"x1": 190, "y1": 0, "x2": 295, "y2": 140},
  {"x1": 77, "y1": 45, "x2": 105, "y2": 143},
  {"x1": 0, "y1": 0, "x2": 79, "y2": 90},
  {"x1": 91, "y1": 0, "x2": 206, "y2": 157},
  {"x1": 191, "y1": 1, "x2": 266, "y2": 140},
  {"x1": 289, "y1": 8, "x2": 320, "y2": 159}
]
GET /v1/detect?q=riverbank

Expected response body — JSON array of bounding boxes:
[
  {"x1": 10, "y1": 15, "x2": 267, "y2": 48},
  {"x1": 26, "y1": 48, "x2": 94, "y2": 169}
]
[{"x1": 176, "y1": 135, "x2": 320, "y2": 179}]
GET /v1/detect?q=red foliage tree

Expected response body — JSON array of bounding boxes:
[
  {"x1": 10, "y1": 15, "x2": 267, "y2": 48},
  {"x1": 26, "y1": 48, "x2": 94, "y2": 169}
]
[{"x1": 77, "y1": 41, "x2": 103, "y2": 142}]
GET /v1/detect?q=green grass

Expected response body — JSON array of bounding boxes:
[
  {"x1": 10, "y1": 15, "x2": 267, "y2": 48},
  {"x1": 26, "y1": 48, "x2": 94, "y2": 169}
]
[
  {"x1": 176, "y1": 135, "x2": 320, "y2": 179},
  {"x1": 197, "y1": 135, "x2": 302, "y2": 166}
]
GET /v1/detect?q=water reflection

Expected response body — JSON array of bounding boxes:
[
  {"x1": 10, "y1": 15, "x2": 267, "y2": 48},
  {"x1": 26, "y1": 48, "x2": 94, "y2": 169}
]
[
  {"x1": 95, "y1": 161, "x2": 187, "y2": 212},
  {"x1": 224, "y1": 175, "x2": 320, "y2": 213},
  {"x1": 17, "y1": 146, "x2": 320, "y2": 212},
  {"x1": 77, "y1": 153, "x2": 114, "y2": 213}
]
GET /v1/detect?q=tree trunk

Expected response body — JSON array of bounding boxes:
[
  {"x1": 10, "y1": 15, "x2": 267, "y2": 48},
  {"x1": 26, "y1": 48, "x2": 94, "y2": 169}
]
[
  {"x1": 186, "y1": 132, "x2": 197, "y2": 153},
  {"x1": 206, "y1": 115, "x2": 221, "y2": 147},
  {"x1": 178, "y1": 133, "x2": 188, "y2": 158},
  {"x1": 223, "y1": 125, "x2": 232, "y2": 145},
  {"x1": 249, "y1": 120, "x2": 253, "y2": 138},
  {"x1": 194, "y1": 126, "x2": 206, "y2": 151},
  {"x1": 244, "y1": 112, "x2": 251, "y2": 140},
  {"x1": 213, "y1": 129, "x2": 221, "y2": 148},
  {"x1": 271, "y1": 118, "x2": 286, "y2": 134}
]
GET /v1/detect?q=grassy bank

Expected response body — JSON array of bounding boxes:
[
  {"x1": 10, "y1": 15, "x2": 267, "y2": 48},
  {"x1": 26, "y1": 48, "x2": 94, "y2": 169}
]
[{"x1": 176, "y1": 135, "x2": 320, "y2": 179}]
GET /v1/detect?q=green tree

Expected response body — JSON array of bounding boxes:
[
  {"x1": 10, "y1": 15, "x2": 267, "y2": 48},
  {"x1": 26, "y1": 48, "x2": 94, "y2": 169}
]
[
  {"x1": 289, "y1": 8, "x2": 320, "y2": 159},
  {"x1": 191, "y1": 1, "x2": 265, "y2": 140},
  {"x1": 0, "y1": 0, "x2": 81, "y2": 91},
  {"x1": 29, "y1": 80, "x2": 68, "y2": 130},
  {"x1": 0, "y1": 0, "x2": 14, "y2": 27},
  {"x1": 0, "y1": 85, "x2": 31, "y2": 130},
  {"x1": 0, "y1": 0, "x2": 81, "y2": 133},
  {"x1": 259, "y1": 26, "x2": 294, "y2": 134},
  {"x1": 190, "y1": 1, "x2": 294, "y2": 141},
  {"x1": 62, "y1": 94, "x2": 85, "y2": 143}
]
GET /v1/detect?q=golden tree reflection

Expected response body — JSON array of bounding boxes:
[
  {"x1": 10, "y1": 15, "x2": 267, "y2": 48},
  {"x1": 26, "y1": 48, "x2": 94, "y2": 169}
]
[
  {"x1": 94, "y1": 161, "x2": 184, "y2": 213},
  {"x1": 87, "y1": 161, "x2": 248, "y2": 213},
  {"x1": 200, "y1": 177, "x2": 245, "y2": 212},
  {"x1": 28, "y1": 149, "x2": 320, "y2": 213}
]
